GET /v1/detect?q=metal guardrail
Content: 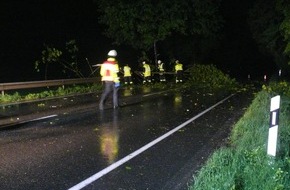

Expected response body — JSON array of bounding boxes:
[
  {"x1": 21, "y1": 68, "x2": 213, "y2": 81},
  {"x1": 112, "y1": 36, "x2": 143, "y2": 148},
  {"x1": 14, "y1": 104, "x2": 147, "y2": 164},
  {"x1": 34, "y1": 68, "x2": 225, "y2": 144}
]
[{"x1": 0, "y1": 77, "x2": 100, "y2": 95}]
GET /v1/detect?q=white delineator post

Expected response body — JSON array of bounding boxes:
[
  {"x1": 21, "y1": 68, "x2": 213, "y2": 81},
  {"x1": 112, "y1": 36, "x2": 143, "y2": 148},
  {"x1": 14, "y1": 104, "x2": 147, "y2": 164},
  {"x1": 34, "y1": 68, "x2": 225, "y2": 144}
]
[{"x1": 267, "y1": 95, "x2": 280, "y2": 156}]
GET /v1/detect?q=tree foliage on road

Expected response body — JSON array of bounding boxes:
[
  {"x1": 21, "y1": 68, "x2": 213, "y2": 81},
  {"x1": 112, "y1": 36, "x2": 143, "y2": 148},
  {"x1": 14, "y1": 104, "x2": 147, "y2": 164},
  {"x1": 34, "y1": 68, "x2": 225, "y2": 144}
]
[{"x1": 95, "y1": 0, "x2": 223, "y2": 52}]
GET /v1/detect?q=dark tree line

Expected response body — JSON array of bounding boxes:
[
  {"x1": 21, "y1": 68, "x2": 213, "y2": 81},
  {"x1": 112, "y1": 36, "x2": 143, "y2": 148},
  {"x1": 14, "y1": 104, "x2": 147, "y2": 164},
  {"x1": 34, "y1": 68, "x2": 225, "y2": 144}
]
[
  {"x1": 248, "y1": 0, "x2": 290, "y2": 73},
  {"x1": 33, "y1": 0, "x2": 290, "y2": 80},
  {"x1": 95, "y1": 0, "x2": 223, "y2": 66},
  {"x1": 95, "y1": 0, "x2": 290, "y2": 78}
]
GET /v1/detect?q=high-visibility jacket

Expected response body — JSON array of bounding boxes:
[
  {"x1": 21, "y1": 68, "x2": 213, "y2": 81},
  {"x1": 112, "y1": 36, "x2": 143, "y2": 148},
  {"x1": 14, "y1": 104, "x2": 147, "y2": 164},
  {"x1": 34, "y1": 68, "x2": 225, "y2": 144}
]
[
  {"x1": 175, "y1": 63, "x2": 183, "y2": 72},
  {"x1": 158, "y1": 63, "x2": 165, "y2": 72},
  {"x1": 123, "y1": 66, "x2": 132, "y2": 77},
  {"x1": 143, "y1": 63, "x2": 151, "y2": 77},
  {"x1": 100, "y1": 58, "x2": 120, "y2": 83}
]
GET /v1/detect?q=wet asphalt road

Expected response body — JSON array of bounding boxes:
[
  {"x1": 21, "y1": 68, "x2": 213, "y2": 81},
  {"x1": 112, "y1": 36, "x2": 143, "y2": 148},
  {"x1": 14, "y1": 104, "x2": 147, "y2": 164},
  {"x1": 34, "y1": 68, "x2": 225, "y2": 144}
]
[{"x1": 0, "y1": 86, "x2": 255, "y2": 190}]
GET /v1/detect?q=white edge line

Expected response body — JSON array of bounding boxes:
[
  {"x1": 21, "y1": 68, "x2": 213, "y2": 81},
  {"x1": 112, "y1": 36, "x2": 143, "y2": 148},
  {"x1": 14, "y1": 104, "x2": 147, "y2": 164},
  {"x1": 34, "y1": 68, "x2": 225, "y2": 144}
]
[
  {"x1": 142, "y1": 90, "x2": 170, "y2": 97},
  {"x1": 68, "y1": 93, "x2": 235, "y2": 190},
  {"x1": 0, "y1": 115, "x2": 58, "y2": 127},
  {"x1": 30, "y1": 114, "x2": 58, "y2": 122},
  {"x1": 16, "y1": 114, "x2": 58, "y2": 124}
]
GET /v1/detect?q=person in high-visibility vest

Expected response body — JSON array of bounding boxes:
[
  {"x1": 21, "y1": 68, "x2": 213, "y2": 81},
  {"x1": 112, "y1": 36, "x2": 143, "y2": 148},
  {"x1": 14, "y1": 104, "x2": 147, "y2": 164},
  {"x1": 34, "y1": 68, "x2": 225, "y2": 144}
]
[
  {"x1": 123, "y1": 64, "x2": 133, "y2": 85},
  {"x1": 157, "y1": 60, "x2": 166, "y2": 82},
  {"x1": 99, "y1": 49, "x2": 120, "y2": 110},
  {"x1": 142, "y1": 61, "x2": 151, "y2": 84},
  {"x1": 175, "y1": 60, "x2": 183, "y2": 83}
]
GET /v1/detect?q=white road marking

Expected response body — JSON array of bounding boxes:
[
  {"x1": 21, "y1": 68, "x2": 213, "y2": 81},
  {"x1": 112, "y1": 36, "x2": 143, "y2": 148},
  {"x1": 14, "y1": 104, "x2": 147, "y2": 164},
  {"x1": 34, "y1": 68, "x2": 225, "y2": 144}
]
[
  {"x1": 30, "y1": 114, "x2": 58, "y2": 122},
  {"x1": 0, "y1": 115, "x2": 58, "y2": 127},
  {"x1": 68, "y1": 94, "x2": 235, "y2": 190},
  {"x1": 142, "y1": 90, "x2": 170, "y2": 97}
]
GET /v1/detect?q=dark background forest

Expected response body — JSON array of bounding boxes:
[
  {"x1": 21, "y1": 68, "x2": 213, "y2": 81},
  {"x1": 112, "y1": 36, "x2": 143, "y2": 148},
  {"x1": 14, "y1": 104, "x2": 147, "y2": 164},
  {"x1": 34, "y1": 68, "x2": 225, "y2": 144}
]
[{"x1": 1, "y1": 0, "x2": 290, "y2": 82}]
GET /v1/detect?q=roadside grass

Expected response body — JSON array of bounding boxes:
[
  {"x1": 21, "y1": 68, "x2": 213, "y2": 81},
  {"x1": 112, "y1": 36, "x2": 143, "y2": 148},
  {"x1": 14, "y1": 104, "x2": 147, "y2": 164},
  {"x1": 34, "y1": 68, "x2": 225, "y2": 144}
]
[
  {"x1": 0, "y1": 84, "x2": 103, "y2": 104},
  {"x1": 0, "y1": 64, "x2": 238, "y2": 104},
  {"x1": 0, "y1": 82, "x2": 176, "y2": 104},
  {"x1": 189, "y1": 81, "x2": 290, "y2": 190}
]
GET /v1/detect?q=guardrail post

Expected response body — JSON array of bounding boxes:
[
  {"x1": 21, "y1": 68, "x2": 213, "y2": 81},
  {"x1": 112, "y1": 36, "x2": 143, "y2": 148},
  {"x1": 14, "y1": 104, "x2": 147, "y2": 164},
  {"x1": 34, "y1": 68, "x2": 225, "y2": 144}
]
[{"x1": 62, "y1": 82, "x2": 65, "y2": 89}]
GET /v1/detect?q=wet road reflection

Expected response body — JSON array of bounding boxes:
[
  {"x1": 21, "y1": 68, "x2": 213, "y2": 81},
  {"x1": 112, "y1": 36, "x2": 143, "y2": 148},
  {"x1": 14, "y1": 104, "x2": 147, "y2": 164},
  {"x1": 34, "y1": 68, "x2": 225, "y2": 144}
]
[
  {"x1": 174, "y1": 92, "x2": 183, "y2": 108},
  {"x1": 0, "y1": 86, "x2": 254, "y2": 190},
  {"x1": 97, "y1": 110, "x2": 120, "y2": 164}
]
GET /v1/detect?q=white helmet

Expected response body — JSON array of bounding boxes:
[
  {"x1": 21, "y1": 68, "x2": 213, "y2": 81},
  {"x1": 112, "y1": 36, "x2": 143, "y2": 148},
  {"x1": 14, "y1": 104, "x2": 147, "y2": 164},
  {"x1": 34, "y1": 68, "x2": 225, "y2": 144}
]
[
  {"x1": 142, "y1": 61, "x2": 146, "y2": 64},
  {"x1": 108, "y1": 50, "x2": 117, "y2": 57},
  {"x1": 158, "y1": 60, "x2": 161, "y2": 64}
]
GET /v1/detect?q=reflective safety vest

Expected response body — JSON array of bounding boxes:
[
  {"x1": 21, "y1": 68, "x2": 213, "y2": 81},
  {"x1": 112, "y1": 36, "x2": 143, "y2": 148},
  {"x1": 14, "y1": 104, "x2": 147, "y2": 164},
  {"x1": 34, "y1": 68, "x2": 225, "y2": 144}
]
[
  {"x1": 123, "y1": 66, "x2": 131, "y2": 77},
  {"x1": 158, "y1": 63, "x2": 165, "y2": 72},
  {"x1": 175, "y1": 63, "x2": 183, "y2": 72},
  {"x1": 143, "y1": 64, "x2": 151, "y2": 77},
  {"x1": 100, "y1": 58, "x2": 120, "y2": 82}
]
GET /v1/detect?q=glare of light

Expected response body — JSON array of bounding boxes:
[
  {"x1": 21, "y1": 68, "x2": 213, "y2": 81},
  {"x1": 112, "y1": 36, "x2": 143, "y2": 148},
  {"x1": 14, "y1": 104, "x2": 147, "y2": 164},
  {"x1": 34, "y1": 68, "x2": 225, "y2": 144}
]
[
  {"x1": 123, "y1": 88, "x2": 132, "y2": 97},
  {"x1": 98, "y1": 127, "x2": 119, "y2": 164},
  {"x1": 174, "y1": 93, "x2": 182, "y2": 107},
  {"x1": 142, "y1": 86, "x2": 151, "y2": 94}
]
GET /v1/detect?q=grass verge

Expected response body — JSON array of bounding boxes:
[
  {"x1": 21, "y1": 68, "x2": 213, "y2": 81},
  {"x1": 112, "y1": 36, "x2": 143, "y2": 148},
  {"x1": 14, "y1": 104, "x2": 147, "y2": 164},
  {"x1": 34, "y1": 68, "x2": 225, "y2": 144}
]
[
  {"x1": 0, "y1": 64, "x2": 237, "y2": 104},
  {"x1": 0, "y1": 84, "x2": 103, "y2": 104},
  {"x1": 189, "y1": 81, "x2": 290, "y2": 190}
]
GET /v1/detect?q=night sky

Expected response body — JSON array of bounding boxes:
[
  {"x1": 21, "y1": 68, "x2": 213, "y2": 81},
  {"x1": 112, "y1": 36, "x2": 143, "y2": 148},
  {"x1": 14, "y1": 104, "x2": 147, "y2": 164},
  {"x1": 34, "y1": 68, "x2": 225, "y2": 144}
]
[
  {"x1": 1, "y1": 0, "x2": 111, "y2": 82},
  {"x1": 1, "y1": 0, "x2": 275, "y2": 82}
]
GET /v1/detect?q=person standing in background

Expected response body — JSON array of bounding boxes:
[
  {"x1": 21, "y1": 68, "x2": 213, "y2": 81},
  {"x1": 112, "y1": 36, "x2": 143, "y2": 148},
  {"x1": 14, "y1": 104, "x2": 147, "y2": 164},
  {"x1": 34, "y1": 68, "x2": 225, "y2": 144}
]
[
  {"x1": 123, "y1": 64, "x2": 133, "y2": 85},
  {"x1": 175, "y1": 60, "x2": 183, "y2": 83},
  {"x1": 157, "y1": 60, "x2": 166, "y2": 82},
  {"x1": 142, "y1": 61, "x2": 151, "y2": 84}
]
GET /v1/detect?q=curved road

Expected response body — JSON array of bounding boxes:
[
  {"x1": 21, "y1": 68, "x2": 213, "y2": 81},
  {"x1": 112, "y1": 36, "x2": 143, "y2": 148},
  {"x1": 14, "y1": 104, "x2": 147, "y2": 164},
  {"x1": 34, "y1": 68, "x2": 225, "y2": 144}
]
[{"x1": 0, "y1": 87, "x2": 255, "y2": 190}]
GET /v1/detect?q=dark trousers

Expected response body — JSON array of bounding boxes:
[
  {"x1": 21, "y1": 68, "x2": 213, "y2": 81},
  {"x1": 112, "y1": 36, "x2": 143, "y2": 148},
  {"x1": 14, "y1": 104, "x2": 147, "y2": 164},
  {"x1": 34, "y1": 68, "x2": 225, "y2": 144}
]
[
  {"x1": 176, "y1": 70, "x2": 183, "y2": 82},
  {"x1": 124, "y1": 76, "x2": 132, "y2": 84},
  {"x1": 159, "y1": 72, "x2": 166, "y2": 81},
  {"x1": 99, "y1": 81, "x2": 119, "y2": 109}
]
